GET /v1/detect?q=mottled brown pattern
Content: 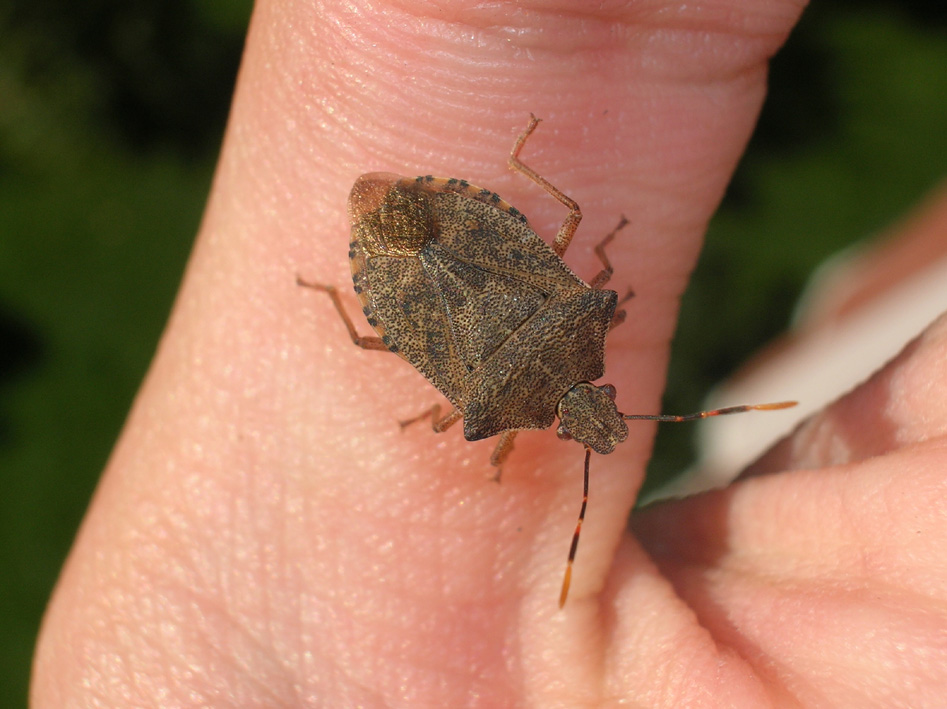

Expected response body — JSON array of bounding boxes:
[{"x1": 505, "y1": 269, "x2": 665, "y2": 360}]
[
  {"x1": 348, "y1": 171, "x2": 623, "y2": 451},
  {"x1": 309, "y1": 116, "x2": 639, "y2": 607},
  {"x1": 303, "y1": 117, "x2": 792, "y2": 608}
]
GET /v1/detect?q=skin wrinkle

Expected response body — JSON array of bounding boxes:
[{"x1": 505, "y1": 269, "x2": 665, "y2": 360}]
[
  {"x1": 645, "y1": 562, "x2": 804, "y2": 707},
  {"x1": 636, "y1": 438, "x2": 947, "y2": 704},
  {"x1": 382, "y1": 0, "x2": 804, "y2": 49}
]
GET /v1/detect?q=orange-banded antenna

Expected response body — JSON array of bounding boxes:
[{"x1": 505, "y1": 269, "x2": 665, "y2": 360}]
[
  {"x1": 622, "y1": 400, "x2": 797, "y2": 423},
  {"x1": 559, "y1": 447, "x2": 591, "y2": 608},
  {"x1": 558, "y1": 401, "x2": 796, "y2": 608}
]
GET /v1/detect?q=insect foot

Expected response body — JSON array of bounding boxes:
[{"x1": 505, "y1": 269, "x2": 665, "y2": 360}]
[{"x1": 302, "y1": 115, "x2": 796, "y2": 609}]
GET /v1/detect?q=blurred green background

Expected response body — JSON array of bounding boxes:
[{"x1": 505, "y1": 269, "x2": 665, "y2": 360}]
[{"x1": 1, "y1": 0, "x2": 946, "y2": 702}]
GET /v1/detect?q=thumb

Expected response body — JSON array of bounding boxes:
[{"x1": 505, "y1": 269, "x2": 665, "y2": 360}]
[{"x1": 33, "y1": 0, "x2": 804, "y2": 705}]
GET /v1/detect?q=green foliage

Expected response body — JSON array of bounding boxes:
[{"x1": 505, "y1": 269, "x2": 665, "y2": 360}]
[{"x1": 0, "y1": 0, "x2": 251, "y2": 702}]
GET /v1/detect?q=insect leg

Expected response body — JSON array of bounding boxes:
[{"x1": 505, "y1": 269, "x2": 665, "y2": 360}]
[
  {"x1": 608, "y1": 308, "x2": 628, "y2": 331},
  {"x1": 486, "y1": 430, "x2": 518, "y2": 482},
  {"x1": 606, "y1": 289, "x2": 635, "y2": 332},
  {"x1": 587, "y1": 215, "x2": 630, "y2": 289},
  {"x1": 508, "y1": 114, "x2": 582, "y2": 259},
  {"x1": 296, "y1": 278, "x2": 389, "y2": 351},
  {"x1": 399, "y1": 403, "x2": 463, "y2": 433}
]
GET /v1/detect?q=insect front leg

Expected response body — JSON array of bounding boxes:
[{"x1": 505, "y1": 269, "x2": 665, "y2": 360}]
[
  {"x1": 487, "y1": 431, "x2": 518, "y2": 483},
  {"x1": 508, "y1": 115, "x2": 582, "y2": 259},
  {"x1": 581, "y1": 216, "x2": 635, "y2": 330},
  {"x1": 399, "y1": 403, "x2": 463, "y2": 434},
  {"x1": 296, "y1": 278, "x2": 389, "y2": 351},
  {"x1": 608, "y1": 308, "x2": 628, "y2": 331}
]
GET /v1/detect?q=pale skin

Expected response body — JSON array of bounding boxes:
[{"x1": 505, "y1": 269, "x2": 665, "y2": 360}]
[{"x1": 32, "y1": 0, "x2": 947, "y2": 706}]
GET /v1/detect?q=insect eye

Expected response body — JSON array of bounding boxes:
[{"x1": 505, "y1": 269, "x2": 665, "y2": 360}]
[
  {"x1": 601, "y1": 384, "x2": 617, "y2": 400},
  {"x1": 556, "y1": 425, "x2": 573, "y2": 441}
]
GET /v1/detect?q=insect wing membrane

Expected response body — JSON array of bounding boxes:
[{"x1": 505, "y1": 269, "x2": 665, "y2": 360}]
[
  {"x1": 420, "y1": 242, "x2": 546, "y2": 370},
  {"x1": 431, "y1": 190, "x2": 586, "y2": 293}
]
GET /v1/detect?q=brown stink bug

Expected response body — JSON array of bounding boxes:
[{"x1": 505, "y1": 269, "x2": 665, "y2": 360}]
[{"x1": 299, "y1": 115, "x2": 795, "y2": 607}]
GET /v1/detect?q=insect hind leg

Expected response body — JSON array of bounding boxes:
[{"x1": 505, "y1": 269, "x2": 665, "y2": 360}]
[
  {"x1": 508, "y1": 115, "x2": 582, "y2": 259},
  {"x1": 296, "y1": 277, "x2": 389, "y2": 351}
]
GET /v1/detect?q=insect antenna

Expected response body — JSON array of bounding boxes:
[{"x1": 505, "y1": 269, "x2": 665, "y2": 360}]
[
  {"x1": 558, "y1": 400, "x2": 796, "y2": 608},
  {"x1": 559, "y1": 446, "x2": 591, "y2": 608},
  {"x1": 622, "y1": 400, "x2": 796, "y2": 423}
]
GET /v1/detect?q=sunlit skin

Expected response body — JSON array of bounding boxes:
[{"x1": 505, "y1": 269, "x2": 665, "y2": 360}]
[
  {"x1": 33, "y1": 1, "x2": 947, "y2": 706},
  {"x1": 560, "y1": 401, "x2": 797, "y2": 608}
]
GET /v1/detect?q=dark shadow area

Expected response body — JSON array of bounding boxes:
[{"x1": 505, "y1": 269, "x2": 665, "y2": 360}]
[
  {"x1": 0, "y1": 304, "x2": 45, "y2": 446},
  {"x1": 7, "y1": 0, "x2": 245, "y2": 156}
]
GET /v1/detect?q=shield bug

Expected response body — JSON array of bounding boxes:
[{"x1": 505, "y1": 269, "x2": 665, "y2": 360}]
[{"x1": 299, "y1": 115, "x2": 795, "y2": 607}]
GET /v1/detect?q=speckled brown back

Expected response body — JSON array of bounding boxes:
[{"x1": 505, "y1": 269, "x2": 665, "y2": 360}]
[{"x1": 348, "y1": 173, "x2": 617, "y2": 441}]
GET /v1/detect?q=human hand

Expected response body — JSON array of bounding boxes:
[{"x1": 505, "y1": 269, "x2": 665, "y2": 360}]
[
  {"x1": 35, "y1": 1, "x2": 946, "y2": 706},
  {"x1": 636, "y1": 180, "x2": 947, "y2": 707}
]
